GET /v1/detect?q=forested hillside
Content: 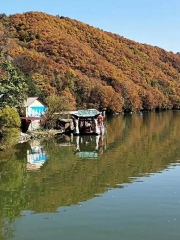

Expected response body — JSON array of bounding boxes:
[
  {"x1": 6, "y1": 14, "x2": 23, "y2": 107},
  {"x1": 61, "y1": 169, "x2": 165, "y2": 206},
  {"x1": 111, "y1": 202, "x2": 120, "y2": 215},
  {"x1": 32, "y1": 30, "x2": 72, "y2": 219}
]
[{"x1": 1, "y1": 11, "x2": 180, "y2": 112}]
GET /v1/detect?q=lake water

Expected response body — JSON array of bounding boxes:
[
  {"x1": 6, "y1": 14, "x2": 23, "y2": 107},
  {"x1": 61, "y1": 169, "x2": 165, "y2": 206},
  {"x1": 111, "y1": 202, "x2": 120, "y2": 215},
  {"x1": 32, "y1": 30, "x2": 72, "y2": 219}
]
[{"x1": 0, "y1": 111, "x2": 180, "y2": 240}]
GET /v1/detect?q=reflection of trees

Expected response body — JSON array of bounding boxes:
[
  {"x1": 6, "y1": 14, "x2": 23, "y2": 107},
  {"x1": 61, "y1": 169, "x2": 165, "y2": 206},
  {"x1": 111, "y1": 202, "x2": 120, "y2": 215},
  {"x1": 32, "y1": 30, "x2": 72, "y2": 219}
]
[
  {"x1": 0, "y1": 219, "x2": 7, "y2": 240},
  {"x1": 0, "y1": 149, "x2": 28, "y2": 239},
  {"x1": 1, "y1": 111, "x2": 180, "y2": 234},
  {"x1": 106, "y1": 112, "x2": 180, "y2": 177},
  {"x1": 1, "y1": 218, "x2": 15, "y2": 240},
  {"x1": 25, "y1": 111, "x2": 180, "y2": 213}
]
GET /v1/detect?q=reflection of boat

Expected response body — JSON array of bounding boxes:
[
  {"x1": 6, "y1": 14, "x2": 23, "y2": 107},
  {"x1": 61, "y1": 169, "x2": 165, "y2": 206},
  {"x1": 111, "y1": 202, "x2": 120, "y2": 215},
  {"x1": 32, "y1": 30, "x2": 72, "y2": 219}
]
[
  {"x1": 71, "y1": 109, "x2": 106, "y2": 135},
  {"x1": 55, "y1": 143, "x2": 75, "y2": 147},
  {"x1": 27, "y1": 140, "x2": 47, "y2": 171},
  {"x1": 74, "y1": 135, "x2": 107, "y2": 158}
]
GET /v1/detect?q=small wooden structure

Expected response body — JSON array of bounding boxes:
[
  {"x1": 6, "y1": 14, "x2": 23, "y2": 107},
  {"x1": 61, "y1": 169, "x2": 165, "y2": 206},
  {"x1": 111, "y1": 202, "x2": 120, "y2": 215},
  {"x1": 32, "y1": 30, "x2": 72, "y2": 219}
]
[{"x1": 71, "y1": 109, "x2": 105, "y2": 135}]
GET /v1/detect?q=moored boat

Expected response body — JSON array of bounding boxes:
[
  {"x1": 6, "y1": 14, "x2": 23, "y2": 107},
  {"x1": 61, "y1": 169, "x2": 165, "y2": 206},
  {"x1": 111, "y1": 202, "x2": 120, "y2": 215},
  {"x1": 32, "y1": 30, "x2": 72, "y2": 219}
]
[{"x1": 71, "y1": 109, "x2": 106, "y2": 135}]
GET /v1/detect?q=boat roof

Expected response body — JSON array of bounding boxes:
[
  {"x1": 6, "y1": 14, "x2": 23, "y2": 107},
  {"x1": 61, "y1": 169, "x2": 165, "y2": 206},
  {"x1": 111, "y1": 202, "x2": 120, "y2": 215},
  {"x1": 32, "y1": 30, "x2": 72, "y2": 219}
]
[{"x1": 72, "y1": 109, "x2": 100, "y2": 118}]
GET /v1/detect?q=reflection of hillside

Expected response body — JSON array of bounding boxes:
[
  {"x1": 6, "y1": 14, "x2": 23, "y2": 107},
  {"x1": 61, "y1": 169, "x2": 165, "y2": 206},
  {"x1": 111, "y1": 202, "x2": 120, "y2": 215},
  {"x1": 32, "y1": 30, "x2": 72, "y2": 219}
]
[
  {"x1": 0, "y1": 220, "x2": 6, "y2": 240},
  {"x1": 1, "y1": 112, "x2": 180, "y2": 221},
  {"x1": 26, "y1": 112, "x2": 180, "y2": 213}
]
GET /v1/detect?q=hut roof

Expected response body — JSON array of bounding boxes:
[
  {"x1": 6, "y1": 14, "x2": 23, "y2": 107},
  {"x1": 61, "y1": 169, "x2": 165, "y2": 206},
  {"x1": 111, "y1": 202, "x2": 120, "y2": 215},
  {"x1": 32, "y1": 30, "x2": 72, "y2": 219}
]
[{"x1": 24, "y1": 97, "x2": 40, "y2": 107}]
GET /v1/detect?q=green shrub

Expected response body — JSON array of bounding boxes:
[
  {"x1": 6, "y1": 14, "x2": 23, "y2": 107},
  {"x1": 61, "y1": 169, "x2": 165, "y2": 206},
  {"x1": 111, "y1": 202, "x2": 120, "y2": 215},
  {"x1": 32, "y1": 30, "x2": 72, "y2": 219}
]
[{"x1": 0, "y1": 107, "x2": 21, "y2": 150}]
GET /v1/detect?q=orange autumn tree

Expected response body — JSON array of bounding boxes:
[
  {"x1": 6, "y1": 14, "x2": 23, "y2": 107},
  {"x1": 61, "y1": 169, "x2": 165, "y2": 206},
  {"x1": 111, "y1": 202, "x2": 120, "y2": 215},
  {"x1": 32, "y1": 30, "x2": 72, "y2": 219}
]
[{"x1": 90, "y1": 85, "x2": 123, "y2": 113}]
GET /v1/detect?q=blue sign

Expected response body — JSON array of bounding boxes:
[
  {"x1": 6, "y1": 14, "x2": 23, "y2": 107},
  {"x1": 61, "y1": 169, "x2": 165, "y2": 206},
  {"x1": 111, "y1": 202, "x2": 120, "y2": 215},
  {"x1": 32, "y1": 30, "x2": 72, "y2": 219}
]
[
  {"x1": 27, "y1": 106, "x2": 47, "y2": 118},
  {"x1": 28, "y1": 147, "x2": 47, "y2": 164}
]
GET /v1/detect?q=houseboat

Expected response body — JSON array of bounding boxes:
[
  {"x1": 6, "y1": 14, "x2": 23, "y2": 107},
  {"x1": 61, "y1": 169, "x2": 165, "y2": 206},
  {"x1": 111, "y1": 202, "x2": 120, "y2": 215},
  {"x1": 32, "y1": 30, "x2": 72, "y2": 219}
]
[{"x1": 71, "y1": 109, "x2": 106, "y2": 135}]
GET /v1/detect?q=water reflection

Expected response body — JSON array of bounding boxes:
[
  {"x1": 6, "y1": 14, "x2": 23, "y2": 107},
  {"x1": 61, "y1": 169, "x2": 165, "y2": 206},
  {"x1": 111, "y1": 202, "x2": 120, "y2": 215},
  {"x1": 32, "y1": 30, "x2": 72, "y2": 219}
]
[
  {"x1": 0, "y1": 112, "x2": 180, "y2": 239},
  {"x1": 74, "y1": 135, "x2": 107, "y2": 158},
  {"x1": 27, "y1": 140, "x2": 47, "y2": 171}
]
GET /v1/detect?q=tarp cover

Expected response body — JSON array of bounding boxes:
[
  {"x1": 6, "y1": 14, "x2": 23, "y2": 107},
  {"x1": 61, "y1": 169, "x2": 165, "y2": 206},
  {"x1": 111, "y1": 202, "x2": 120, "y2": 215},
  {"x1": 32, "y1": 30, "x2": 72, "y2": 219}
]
[{"x1": 72, "y1": 109, "x2": 100, "y2": 117}]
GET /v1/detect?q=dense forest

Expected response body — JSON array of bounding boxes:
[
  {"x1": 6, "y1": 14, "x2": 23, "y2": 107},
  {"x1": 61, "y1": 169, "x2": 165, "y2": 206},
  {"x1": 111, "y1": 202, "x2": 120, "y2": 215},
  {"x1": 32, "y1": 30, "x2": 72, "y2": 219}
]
[{"x1": 1, "y1": 11, "x2": 180, "y2": 113}]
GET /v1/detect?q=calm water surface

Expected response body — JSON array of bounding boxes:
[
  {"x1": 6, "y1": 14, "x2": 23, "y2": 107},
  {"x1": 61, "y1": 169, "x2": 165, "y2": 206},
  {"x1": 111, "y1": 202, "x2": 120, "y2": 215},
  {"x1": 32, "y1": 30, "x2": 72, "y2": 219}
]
[{"x1": 0, "y1": 112, "x2": 180, "y2": 240}]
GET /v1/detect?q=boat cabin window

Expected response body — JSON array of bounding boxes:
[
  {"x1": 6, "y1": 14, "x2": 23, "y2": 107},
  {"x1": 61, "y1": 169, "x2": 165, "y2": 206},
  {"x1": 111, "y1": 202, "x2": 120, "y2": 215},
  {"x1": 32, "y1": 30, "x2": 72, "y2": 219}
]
[{"x1": 79, "y1": 118, "x2": 94, "y2": 133}]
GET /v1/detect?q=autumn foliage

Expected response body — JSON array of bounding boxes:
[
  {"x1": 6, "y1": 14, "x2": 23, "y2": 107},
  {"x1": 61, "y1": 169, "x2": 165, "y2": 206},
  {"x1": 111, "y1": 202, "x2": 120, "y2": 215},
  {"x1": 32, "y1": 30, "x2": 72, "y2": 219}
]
[{"x1": 1, "y1": 12, "x2": 180, "y2": 112}]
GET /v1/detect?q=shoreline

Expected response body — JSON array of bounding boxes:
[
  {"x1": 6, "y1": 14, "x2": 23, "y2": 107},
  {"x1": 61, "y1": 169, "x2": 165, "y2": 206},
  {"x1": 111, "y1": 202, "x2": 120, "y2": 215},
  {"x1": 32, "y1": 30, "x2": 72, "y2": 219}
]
[{"x1": 18, "y1": 130, "x2": 64, "y2": 143}]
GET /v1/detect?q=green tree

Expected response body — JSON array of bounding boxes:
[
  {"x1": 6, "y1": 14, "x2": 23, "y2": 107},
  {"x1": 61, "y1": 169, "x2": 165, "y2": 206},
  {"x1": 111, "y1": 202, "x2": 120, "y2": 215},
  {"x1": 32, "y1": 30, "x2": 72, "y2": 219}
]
[
  {"x1": 45, "y1": 94, "x2": 73, "y2": 128},
  {"x1": 0, "y1": 107, "x2": 21, "y2": 150},
  {"x1": 0, "y1": 61, "x2": 27, "y2": 112},
  {"x1": 26, "y1": 74, "x2": 46, "y2": 103}
]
